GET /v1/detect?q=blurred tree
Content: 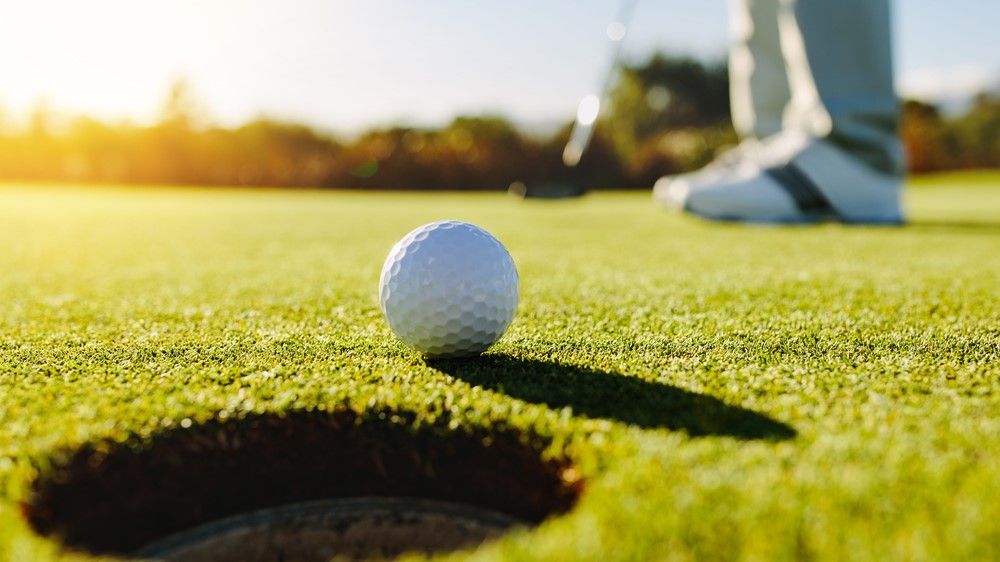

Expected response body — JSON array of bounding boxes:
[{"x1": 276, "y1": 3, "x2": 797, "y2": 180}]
[
  {"x1": 150, "y1": 80, "x2": 209, "y2": 183},
  {"x1": 29, "y1": 99, "x2": 54, "y2": 138},
  {"x1": 337, "y1": 117, "x2": 544, "y2": 189},
  {"x1": 900, "y1": 95, "x2": 1000, "y2": 173},
  {"x1": 541, "y1": 122, "x2": 627, "y2": 189},
  {"x1": 599, "y1": 54, "x2": 735, "y2": 185},
  {"x1": 225, "y1": 119, "x2": 341, "y2": 186},
  {"x1": 901, "y1": 100, "x2": 950, "y2": 172},
  {"x1": 950, "y1": 94, "x2": 1000, "y2": 168},
  {"x1": 627, "y1": 127, "x2": 738, "y2": 187},
  {"x1": 2, "y1": 60, "x2": 997, "y2": 189},
  {"x1": 160, "y1": 79, "x2": 205, "y2": 130},
  {"x1": 605, "y1": 54, "x2": 731, "y2": 160}
]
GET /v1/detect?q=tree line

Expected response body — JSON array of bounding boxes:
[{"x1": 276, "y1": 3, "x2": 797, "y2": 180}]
[{"x1": 0, "y1": 55, "x2": 996, "y2": 189}]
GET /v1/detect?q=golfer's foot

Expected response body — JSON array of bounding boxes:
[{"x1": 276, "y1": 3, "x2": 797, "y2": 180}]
[{"x1": 653, "y1": 133, "x2": 904, "y2": 224}]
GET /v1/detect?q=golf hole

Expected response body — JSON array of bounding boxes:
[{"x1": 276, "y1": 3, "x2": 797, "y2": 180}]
[{"x1": 22, "y1": 410, "x2": 582, "y2": 561}]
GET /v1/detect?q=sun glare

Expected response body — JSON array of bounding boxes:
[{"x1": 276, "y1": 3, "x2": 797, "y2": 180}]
[{"x1": 575, "y1": 94, "x2": 601, "y2": 127}]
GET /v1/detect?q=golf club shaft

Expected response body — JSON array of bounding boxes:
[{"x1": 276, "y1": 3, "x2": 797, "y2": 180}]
[{"x1": 562, "y1": 0, "x2": 640, "y2": 167}]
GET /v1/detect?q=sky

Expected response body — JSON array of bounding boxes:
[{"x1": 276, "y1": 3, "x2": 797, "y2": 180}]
[{"x1": 1, "y1": 0, "x2": 998, "y2": 133}]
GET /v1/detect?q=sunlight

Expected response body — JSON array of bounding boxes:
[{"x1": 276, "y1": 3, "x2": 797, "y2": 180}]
[{"x1": 575, "y1": 94, "x2": 601, "y2": 127}]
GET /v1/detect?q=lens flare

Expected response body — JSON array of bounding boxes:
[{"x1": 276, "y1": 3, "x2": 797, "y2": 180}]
[
  {"x1": 576, "y1": 94, "x2": 600, "y2": 127},
  {"x1": 606, "y1": 21, "x2": 627, "y2": 41}
]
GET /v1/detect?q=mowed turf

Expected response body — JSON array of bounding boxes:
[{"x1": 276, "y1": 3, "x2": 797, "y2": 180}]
[{"x1": 1, "y1": 173, "x2": 998, "y2": 561}]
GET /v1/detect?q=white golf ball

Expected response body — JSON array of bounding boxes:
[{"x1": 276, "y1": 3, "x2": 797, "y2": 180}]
[{"x1": 379, "y1": 220, "x2": 519, "y2": 358}]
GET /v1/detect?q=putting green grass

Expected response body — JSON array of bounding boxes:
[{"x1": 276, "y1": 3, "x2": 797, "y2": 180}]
[{"x1": 1, "y1": 172, "x2": 998, "y2": 561}]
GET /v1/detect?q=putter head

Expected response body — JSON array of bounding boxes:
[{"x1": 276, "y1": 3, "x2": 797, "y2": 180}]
[{"x1": 508, "y1": 181, "x2": 588, "y2": 199}]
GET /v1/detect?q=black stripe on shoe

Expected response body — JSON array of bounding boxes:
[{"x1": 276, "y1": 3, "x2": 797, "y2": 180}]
[{"x1": 764, "y1": 163, "x2": 833, "y2": 213}]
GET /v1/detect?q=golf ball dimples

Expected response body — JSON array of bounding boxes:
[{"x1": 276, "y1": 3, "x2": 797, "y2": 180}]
[{"x1": 379, "y1": 220, "x2": 519, "y2": 357}]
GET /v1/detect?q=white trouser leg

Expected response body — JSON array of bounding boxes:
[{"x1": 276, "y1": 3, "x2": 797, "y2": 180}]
[
  {"x1": 656, "y1": 0, "x2": 904, "y2": 222},
  {"x1": 776, "y1": 0, "x2": 903, "y2": 176},
  {"x1": 728, "y1": 0, "x2": 789, "y2": 140}
]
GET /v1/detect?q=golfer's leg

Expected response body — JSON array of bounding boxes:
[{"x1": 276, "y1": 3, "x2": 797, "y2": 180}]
[
  {"x1": 651, "y1": 0, "x2": 792, "y2": 213},
  {"x1": 655, "y1": 0, "x2": 903, "y2": 223},
  {"x1": 653, "y1": 0, "x2": 808, "y2": 222},
  {"x1": 729, "y1": 0, "x2": 789, "y2": 140},
  {"x1": 778, "y1": 0, "x2": 904, "y2": 176}
]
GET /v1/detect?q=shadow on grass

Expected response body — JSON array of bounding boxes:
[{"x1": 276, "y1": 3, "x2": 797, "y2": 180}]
[
  {"x1": 428, "y1": 356, "x2": 795, "y2": 440},
  {"x1": 904, "y1": 220, "x2": 1000, "y2": 233}
]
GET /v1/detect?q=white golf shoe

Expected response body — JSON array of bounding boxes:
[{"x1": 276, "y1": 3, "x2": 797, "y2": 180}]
[{"x1": 653, "y1": 133, "x2": 904, "y2": 224}]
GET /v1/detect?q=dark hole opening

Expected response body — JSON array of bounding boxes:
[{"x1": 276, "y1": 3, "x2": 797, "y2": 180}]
[{"x1": 22, "y1": 409, "x2": 581, "y2": 560}]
